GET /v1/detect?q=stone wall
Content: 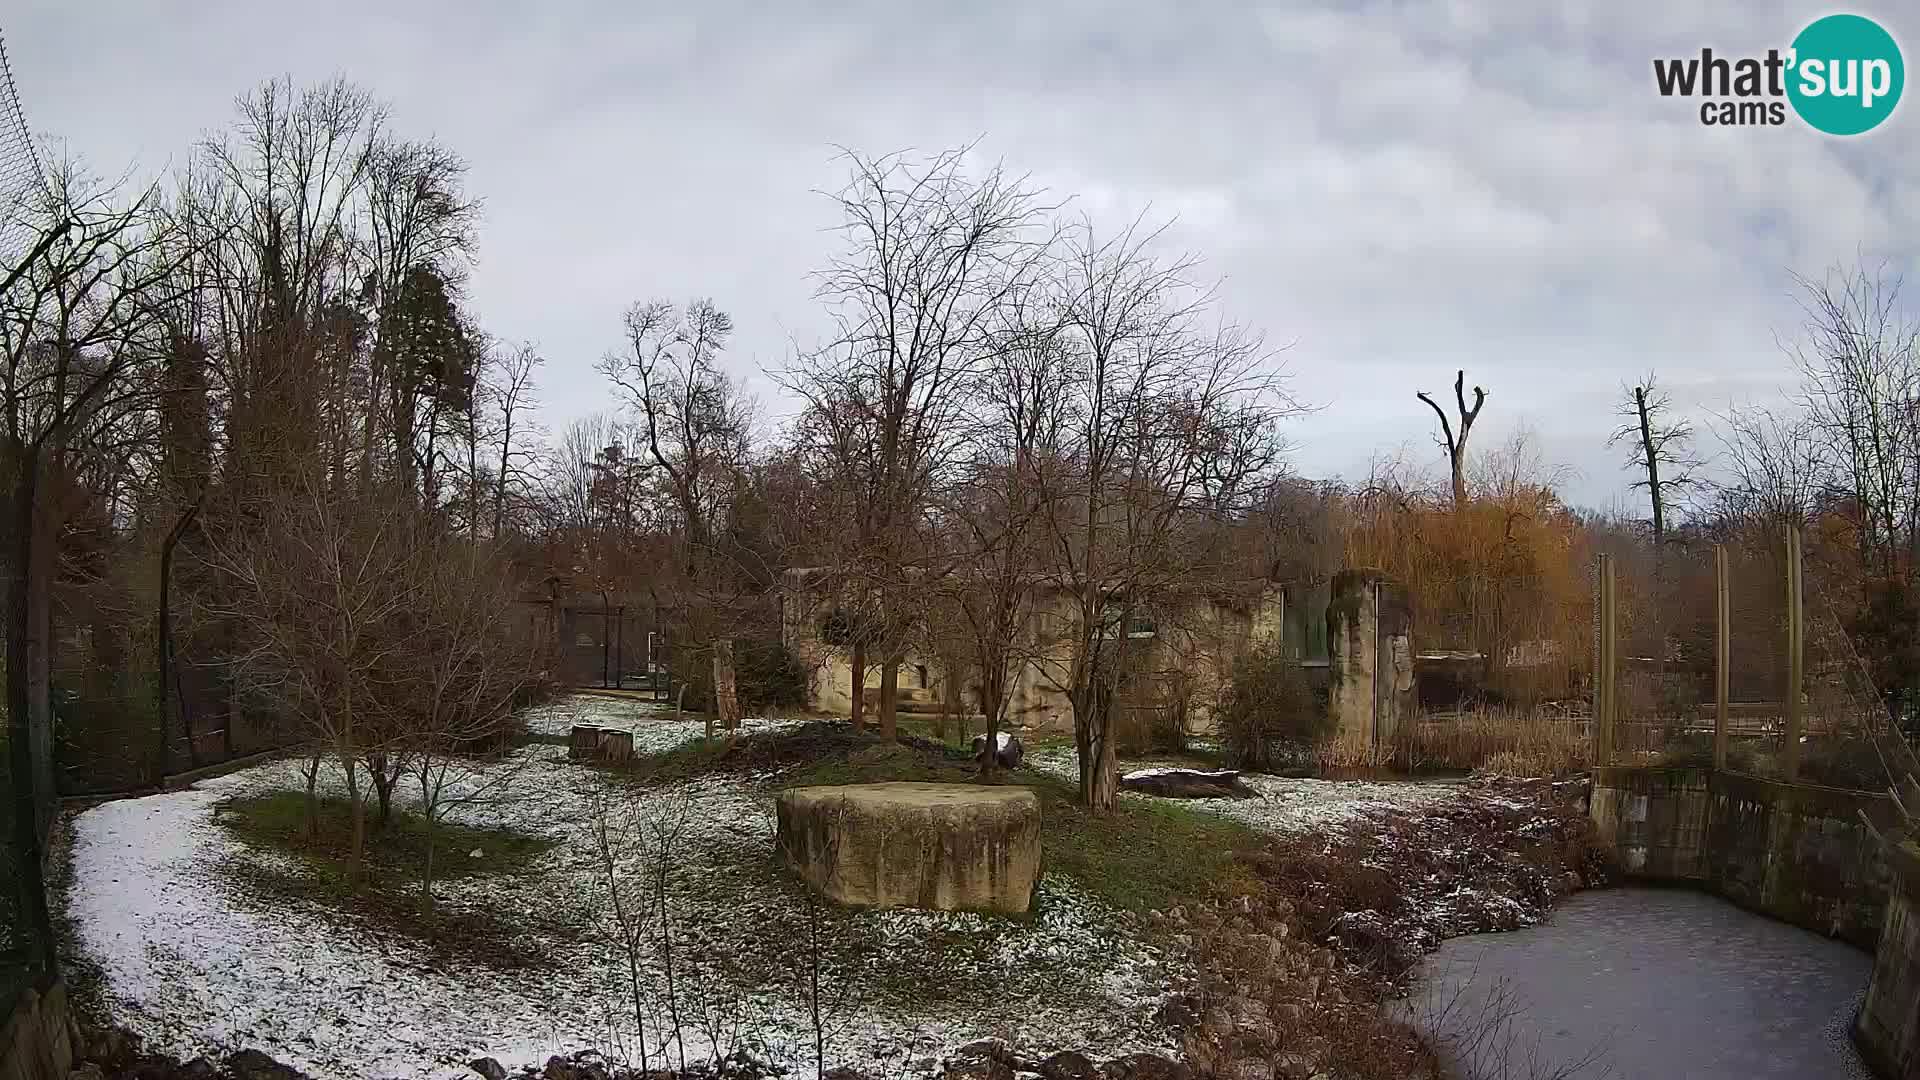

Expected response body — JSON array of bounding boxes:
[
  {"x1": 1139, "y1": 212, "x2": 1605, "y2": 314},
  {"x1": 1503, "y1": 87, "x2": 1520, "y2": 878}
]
[
  {"x1": 1857, "y1": 844, "x2": 1920, "y2": 1079},
  {"x1": 777, "y1": 568, "x2": 1291, "y2": 735},
  {"x1": 0, "y1": 979, "x2": 74, "y2": 1080},
  {"x1": 1590, "y1": 765, "x2": 1894, "y2": 947},
  {"x1": 1325, "y1": 570, "x2": 1414, "y2": 765}
]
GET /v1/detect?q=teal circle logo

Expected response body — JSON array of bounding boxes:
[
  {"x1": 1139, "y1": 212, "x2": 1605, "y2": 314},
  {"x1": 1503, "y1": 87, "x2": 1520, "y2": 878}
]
[{"x1": 1788, "y1": 14, "x2": 1904, "y2": 135}]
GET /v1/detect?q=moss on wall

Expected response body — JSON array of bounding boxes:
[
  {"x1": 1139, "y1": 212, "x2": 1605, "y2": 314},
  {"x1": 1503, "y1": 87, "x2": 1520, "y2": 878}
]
[{"x1": 1590, "y1": 765, "x2": 1894, "y2": 947}]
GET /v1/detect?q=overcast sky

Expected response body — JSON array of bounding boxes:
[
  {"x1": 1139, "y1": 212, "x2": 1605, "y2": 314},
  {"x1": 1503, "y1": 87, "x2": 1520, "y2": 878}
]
[{"x1": 10, "y1": 0, "x2": 1919, "y2": 510}]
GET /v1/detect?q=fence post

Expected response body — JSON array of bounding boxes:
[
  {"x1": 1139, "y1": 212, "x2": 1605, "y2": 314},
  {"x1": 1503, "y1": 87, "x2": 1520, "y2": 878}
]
[
  {"x1": 1714, "y1": 543, "x2": 1730, "y2": 771},
  {"x1": 1596, "y1": 554, "x2": 1617, "y2": 767},
  {"x1": 1783, "y1": 524, "x2": 1804, "y2": 780}
]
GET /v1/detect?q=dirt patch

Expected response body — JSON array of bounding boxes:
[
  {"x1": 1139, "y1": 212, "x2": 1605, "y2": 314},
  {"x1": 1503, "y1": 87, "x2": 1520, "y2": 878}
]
[
  {"x1": 1243, "y1": 776, "x2": 1609, "y2": 983},
  {"x1": 1158, "y1": 775, "x2": 1609, "y2": 1080}
]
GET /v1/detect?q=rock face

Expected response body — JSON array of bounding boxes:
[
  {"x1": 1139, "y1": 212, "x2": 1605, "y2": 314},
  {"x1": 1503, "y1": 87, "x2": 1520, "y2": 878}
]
[
  {"x1": 776, "y1": 782, "x2": 1041, "y2": 914},
  {"x1": 1118, "y1": 768, "x2": 1257, "y2": 799}
]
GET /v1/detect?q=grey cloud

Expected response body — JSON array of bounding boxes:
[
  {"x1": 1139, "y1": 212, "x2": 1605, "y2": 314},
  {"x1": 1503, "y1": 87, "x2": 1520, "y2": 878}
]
[{"x1": 10, "y1": 0, "x2": 1917, "y2": 507}]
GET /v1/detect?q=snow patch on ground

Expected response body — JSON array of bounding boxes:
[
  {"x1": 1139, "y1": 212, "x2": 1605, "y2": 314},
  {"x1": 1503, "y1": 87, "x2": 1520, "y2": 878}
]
[
  {"x1": 69, "y1": 697, "x2": 1174, "y2": 1080},
  {"x1": 518, "y1": 696, "x2": 809, "y2": 752},
  {"x1": 1120, "y1": 768, "x2": 1238, "y2": 782},
  {"x1": 1026, "y1": 745, "x2": 1453, "y2": 837}
]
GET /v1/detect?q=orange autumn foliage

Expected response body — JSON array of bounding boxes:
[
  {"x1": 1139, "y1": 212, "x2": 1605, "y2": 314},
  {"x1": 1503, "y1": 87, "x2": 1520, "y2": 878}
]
[{"x1": 1340, "y1": 456, "x2": 1591, "y2": 704}]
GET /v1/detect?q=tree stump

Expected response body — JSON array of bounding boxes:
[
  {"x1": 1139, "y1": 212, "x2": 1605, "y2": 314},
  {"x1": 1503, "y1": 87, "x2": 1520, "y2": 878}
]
[
  {"x1": 598, "y1": 729, "x2": 635, "y2": 764},
  {"x1": 569, "y1": 725, "x2": 602, "y2": 760},
  {"x1": 776, "y1": 782, "x2": 1041, "y2": 914}
]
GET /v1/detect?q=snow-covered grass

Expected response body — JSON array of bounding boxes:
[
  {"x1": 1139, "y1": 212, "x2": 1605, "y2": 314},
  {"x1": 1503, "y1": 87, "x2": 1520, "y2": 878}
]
[
  {"x1": 1027, "y1": 744, "x2": 1455, "y2": 837},
  {"x1": 67, "y1": 697, "x2": 1177, "y2": 1080},
  {"x1": 517, "y1": 694, "x2": 811, "y2": 747}
]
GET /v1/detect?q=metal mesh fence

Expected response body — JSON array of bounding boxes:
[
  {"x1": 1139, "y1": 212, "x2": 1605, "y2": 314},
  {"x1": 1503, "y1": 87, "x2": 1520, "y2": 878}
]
[
  {"x1": 1, "y1": 22, "x2": 52, "y2": 1004},
  {"x1": 1599, "y1": 527, "x2": 1893, "y2": 791},
  {"x1": 0, "y1": 30, "x2": 47, "y2": 263}
]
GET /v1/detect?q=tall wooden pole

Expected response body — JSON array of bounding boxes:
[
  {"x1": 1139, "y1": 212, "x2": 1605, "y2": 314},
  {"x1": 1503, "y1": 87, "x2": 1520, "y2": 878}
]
[
  {"x1": 1714, "y1": 544, "x2": 1731, "y2": 771},
  {"x1": 1783, "y1": 525, "x2": 1805, "y2": 780},
  {"x1": 1596, "y1": 555, "x2": 1617, "y2": 767}
]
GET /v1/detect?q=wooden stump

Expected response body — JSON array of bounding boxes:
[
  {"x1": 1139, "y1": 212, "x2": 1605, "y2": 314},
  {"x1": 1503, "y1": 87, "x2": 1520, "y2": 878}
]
[
  {"x1": 569, "y1": 725, "x2": 602, "y2": 760},
  {"x1": 598, "y1": 729, "x2": 635, "y2": 764}
]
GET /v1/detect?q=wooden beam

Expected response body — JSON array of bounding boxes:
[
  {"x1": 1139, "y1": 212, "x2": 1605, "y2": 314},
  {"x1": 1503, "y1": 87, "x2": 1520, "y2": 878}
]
[
  {"x1": 1783, "y1": 525, "x2": 1804, "y2": 779},
  {"x1": 1596, "y1": 554, "x2": 1617, "y2": 767},
  {"x1": 1715, "y1": 544, "x2": 1730, "y2": 771}
]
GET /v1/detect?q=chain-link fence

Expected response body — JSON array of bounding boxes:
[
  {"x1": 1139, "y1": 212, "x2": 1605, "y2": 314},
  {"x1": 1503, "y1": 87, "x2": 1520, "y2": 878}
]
[
  {"x1": 1, "y1": 22, "x2": 57, "y2": 1007},
  {"x1": 1597, "y1": 525, "x2": 1893, "y2": 792},
  {"x1": 0, "y1": 28, "x2": 45, "y2": 260}
]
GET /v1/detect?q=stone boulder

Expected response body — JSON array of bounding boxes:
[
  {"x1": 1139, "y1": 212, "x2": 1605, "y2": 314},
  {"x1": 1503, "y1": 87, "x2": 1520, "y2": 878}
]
[
  {"x1": 776, "y1": 782, "x2": 1041, "y2": 913},
  {"x1": 1118, "y1": 768, "x2": 1257, "y2": 799},
  {"x1": 972, "y1": 731, "x2": 1025, "y2": 770}
]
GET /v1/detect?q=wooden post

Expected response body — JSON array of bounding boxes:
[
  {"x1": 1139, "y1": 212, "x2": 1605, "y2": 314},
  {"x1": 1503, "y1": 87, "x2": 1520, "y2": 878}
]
[
  {"x1": 1783, "y1": 524, "x2": 1804, "y2": 780},
  {"x1": 1596, "y1": 554, "x2": 1617, "y2": 767},
  {"x1": 1714, "y1": 544, "x2": 1730, "y2": 772}
]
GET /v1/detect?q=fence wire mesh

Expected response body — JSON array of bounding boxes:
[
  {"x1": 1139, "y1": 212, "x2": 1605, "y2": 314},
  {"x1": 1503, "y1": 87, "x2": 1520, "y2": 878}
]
[
  {"x1": 1, "y1": 21, "x2": 53, "y2": 1004},
  {"x1": 1599, "y1": 527, "x2": 1894, "y2": 792},
  {"x1": 0, "y1": 28, "x2": 46, "y2": 263}
]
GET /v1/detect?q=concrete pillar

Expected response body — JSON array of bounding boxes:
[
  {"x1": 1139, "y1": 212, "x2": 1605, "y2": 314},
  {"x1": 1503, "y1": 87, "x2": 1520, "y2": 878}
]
[{"x1": 1326, "y1": 569, "x2": 1414, "y2": 765}]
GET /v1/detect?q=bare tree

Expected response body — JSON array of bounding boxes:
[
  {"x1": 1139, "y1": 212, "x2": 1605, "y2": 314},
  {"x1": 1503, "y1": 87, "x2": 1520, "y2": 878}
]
[
  {"x1": 405, "y1": 538, "x2": 540, "y2": 898},
  {"x1": 1781, "y1": 262, "x2": 1920, "y2": 724},
  {"x1": 932, "y1": 289, "x2": 1069, "y2": 773},
  {"x1": 364, "y1": 135, "x2": 478, "y2": 501},
  {"x1": 205, "y1": 468, "x2": 431, "y2": 882},
  {"x1": 1035, "y1": 218, "x2": 1299, "y2": 810},
  {"x1": 1417, "y1": 369, "x2": 1488, "y2": 508},
  {"x1": 487, "y1": 340, "x2": 544, "y2": 537},
  {"x1": 1709, "y1": 403, "x2": 1821, "y2": 527},
  {"x1": 599, "y1": 299, "x2": 757, "y2": 735},
  {"x1": 1608, "y1": 374, "x2": 1700, "y2": 545},
  {"x1": 1788, "y1": 263, "x2": 1920, "y2": 575},
  {"x1": 4, "y1": 160, "x2": 185, "y2": 951},
  {"x1": 785, "y1": 146, "x2": 1054, "y2": 739}
]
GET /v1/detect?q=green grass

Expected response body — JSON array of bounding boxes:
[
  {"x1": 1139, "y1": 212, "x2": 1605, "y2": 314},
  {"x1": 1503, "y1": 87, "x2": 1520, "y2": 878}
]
[
  {"x1": 216, "y1": 791, "x2": 557, "y2": 888},
  {"x1": 213, "y1": 790, "x2": 565, "y2": 968},
  {"x1": 762, "y1": 727, "x2": 1263, "y2": 914}
]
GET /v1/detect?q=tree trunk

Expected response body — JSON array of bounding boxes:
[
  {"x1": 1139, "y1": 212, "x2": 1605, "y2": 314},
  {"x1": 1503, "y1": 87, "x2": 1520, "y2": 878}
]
[
  {"x1": 938, "y1": 663, "x2": 959, "y2": 743},
  {"x1": 849, "y1": 640, "x2": 867, "y2": 732},
  {"x1": 601, "y1": 594, "x2": 613, "y2": 689},
  {"x1": 1077, "y1": 679, "x2": 1119, "y2": 812},
  {"x1": 424, "y1": 815, "x2": 437, "y2": 903},
  {"x1": 1635, "y1": 387, "x2": 1666, "y2": 546},
  {"x1": 879, "y1": 658, "x2": 899, "y2": 741},
  {"x1": 156, "y1": 499, "x2": 202, "y2": 784},
  {"x1": 26, "y1": 479, "x2": 56, "y2": 837},
  {"x1": 344, "y1": 754, "x2": 366, "y2": 886},
  {"x1": 1089, "y1": 725, "x2": 1118, "y2": 810},
  {"x1": 712, "y1": 638, "x2": 741, "y2": 736},
  {"x1": 370, "y1": 752, "x2": 397, "y2": 828},
  {"x1": 421, "y1": 769, "x2": 440, "y2": 903},
  {"x1": 303, "y1": 753, "x2": 322, "y2": 839},
  {"x1": 4, "y1": 459, "x2": 57, "y2": 975}
]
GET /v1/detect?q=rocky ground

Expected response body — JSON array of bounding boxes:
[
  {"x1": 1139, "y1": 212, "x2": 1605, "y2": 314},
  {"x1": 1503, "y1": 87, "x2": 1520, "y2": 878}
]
[{"x1": 57, "y1": 698, "x2": 1604, "y2": 1080}]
